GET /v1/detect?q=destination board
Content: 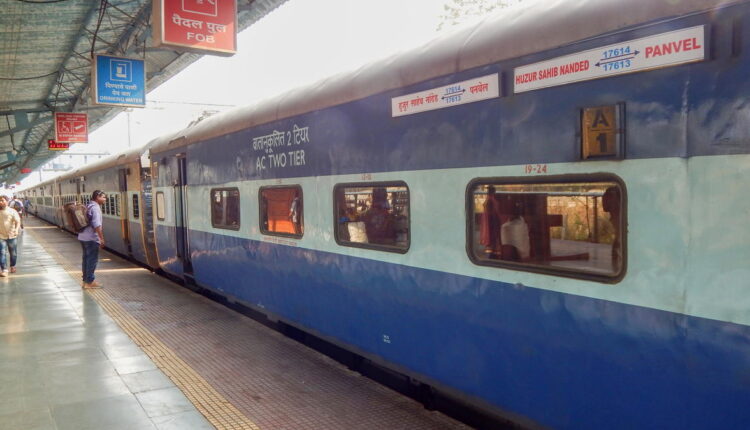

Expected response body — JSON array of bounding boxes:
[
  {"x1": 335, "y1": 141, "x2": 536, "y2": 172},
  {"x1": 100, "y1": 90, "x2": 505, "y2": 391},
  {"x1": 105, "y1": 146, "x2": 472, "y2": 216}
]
[{"x1": 514, "y1": 26, "x2": 705, "y2": 93}]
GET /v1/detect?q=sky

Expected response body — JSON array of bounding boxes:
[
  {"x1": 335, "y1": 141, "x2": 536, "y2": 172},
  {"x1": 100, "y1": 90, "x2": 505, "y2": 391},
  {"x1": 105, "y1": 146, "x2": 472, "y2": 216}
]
[{"x1": 21, "y1": 0, "x2": 508, "y2": 187}]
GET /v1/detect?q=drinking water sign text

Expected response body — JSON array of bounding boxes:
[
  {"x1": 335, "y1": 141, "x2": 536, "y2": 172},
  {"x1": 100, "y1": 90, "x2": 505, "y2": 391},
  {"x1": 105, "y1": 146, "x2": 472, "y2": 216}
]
[
  {"x1": 92, "y1": 54, "x2": 146, "y2": 107},
  {"x1": 514, "y1": 26, "x2": 705, "y2": 93}
]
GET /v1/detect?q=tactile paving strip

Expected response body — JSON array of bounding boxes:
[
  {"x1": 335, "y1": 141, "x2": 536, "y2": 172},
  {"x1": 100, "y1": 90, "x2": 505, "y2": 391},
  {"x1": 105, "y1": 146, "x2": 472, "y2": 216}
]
[{"x1": 27, "y1": 227, "x2": 261, "y2": 430}]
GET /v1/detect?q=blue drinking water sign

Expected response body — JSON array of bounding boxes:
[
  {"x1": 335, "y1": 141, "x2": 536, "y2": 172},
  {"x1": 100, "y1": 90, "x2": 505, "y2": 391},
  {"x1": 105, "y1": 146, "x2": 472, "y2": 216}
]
[{"x1": 92, "y1": 54, "x2": 146, "y2": 107}]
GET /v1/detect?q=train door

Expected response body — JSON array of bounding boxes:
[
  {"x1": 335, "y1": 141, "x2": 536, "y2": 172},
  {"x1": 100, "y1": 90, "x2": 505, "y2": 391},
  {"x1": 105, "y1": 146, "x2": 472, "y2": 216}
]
[
  {"x1": 174, "y1": 155, "x2": 193, "y2": 276},
  {"x1": 118, "y1": 168, "x2": 133, "y2": 257},
  {"x1": 140, "y1": 160, "x2": 159, "y2": 267},
  {"x1": 55, "y1": 182, "x2": 63, "y2": 225}
]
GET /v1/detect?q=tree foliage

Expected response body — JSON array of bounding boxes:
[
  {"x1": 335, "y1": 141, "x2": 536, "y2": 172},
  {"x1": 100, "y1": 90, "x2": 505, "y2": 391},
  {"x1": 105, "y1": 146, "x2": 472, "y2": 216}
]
[{"x1": 438, "y1": 0, "x2": 525, "y2": 31}]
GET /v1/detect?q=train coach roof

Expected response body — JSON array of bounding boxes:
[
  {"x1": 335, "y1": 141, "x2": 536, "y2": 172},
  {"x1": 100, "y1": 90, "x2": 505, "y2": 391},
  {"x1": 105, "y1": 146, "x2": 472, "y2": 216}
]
[
  {"x1": 24, "y1": 144, "x2": 150, "y2": 191},
  {"x1": 151, "y1": 0, "x2": 735, "y2": 154},
  {"x1": 73, "y1": 145, "x2": 149, "y2": 179}
]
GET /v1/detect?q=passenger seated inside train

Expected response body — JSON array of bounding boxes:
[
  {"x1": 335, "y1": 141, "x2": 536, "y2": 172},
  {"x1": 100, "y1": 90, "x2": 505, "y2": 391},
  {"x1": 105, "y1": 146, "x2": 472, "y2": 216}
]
[
  {"x1": 474, "y1": 181, "x2": 623, "y2": 276},
  {"x1": 480, "y1": 187, "x2": 530, "y2": 261},
  {"x1": 360, "y1": 188, "x2": 396, "y2": 245},
  {"x1": 335, "y1": 185, "x2": 409, "y2": 250}
]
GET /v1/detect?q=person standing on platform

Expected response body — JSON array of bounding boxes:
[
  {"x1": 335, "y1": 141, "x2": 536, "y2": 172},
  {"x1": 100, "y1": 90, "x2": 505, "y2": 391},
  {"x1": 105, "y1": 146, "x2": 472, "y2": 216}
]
[
  {"x1": 79, "y1": 190, "x2": 106, "y2": 289},
  {"x1": 0, "y1": 196, "x2": 21, "y2": 277},
  {"x1": 9, "y1": 196, "x2": 23, "y2": 229},
  {"x1": 23, "y1": 198, "x2": 31, "y2": 218}
]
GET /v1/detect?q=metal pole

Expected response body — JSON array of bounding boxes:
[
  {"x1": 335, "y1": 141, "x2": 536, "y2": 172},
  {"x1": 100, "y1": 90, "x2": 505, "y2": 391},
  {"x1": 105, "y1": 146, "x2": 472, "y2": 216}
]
[{"x1": 126, "y1": 109, "x2": 132, "y2": 148}]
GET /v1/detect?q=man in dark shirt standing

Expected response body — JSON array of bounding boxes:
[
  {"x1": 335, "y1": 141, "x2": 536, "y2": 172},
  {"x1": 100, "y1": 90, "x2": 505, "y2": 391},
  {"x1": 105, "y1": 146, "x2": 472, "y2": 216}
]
[{"x1": 78, "y1": 190, "x2": 106, "y2": 289}]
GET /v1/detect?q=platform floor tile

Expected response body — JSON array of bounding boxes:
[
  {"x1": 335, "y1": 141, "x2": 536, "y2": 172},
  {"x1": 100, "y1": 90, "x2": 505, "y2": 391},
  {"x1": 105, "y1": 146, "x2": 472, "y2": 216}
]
[
  {"x1": 0, "y1": 226, "x2": 212, "y2": 430},
  {"x1": 25, "y1": 217, "x2": 470, "y2": 430}
]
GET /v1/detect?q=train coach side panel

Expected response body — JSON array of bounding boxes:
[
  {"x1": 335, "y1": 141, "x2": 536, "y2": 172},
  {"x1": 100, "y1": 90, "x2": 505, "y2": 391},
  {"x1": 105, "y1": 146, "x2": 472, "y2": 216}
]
[
  {"x1": 186, "y1": 227, "x2": 750, "y2": 430},
  {"x1": 159, "y1": 3, "x2": 750, "y2": 429}
]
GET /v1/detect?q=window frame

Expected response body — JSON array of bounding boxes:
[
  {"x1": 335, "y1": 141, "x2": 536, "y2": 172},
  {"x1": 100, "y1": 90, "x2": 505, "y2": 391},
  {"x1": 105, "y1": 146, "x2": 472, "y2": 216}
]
[
  {"x1": 258, "y1": 185, "x2": 303, "y2": 238},
  {"x1": 333, "y1": 181, "x2": 411, "y2": 254},
  {"x1": 210, "y1": 187, "x2": 241, "y2": 231},
  {"x1": 156, "y1": 191, "x2": 166, "y2": 221},
  {"x1": 465, "y1": 174, "x2": 626, "y2": 283}
]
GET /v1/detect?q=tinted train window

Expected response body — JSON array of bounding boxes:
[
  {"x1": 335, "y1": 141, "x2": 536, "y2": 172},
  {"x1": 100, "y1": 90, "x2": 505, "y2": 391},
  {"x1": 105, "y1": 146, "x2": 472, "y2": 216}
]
[
  {"x1": 156, "y1": 192, "x2": 165, "y2": 221},
  {"x1": 334, "y1": 182, "x2": 410, "y2": 253},
  {"x1": 132, "y1": 194, "x2": 140, "y2": 219},
  {"x1": 211, "y1": 188, "x2": 240, "y2": 230},
  {"x1": 468, "y1": 177, "x2": 625, "y2": 281},
  {"x1": 259, "y1": 186, "x2": 302, "y2": 237}
]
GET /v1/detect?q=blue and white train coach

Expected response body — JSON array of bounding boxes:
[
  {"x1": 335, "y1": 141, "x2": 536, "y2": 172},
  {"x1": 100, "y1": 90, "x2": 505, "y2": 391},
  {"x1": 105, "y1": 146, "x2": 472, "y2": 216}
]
[{"x1": 26, "y1": 0, "x2": 750, "y2": 428}]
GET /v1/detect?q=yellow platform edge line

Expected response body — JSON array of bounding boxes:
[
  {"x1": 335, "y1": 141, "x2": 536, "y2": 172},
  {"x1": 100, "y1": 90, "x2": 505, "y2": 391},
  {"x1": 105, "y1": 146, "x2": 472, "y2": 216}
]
[{"x1": 26, "y1": 227, "x2": 261, "y2": 430}]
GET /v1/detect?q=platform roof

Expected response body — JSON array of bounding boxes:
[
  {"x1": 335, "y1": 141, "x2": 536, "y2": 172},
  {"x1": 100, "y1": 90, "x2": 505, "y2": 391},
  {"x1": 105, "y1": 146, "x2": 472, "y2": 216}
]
[{"x1": 0, "y1": 0, "x2": 286, "y2": 185}]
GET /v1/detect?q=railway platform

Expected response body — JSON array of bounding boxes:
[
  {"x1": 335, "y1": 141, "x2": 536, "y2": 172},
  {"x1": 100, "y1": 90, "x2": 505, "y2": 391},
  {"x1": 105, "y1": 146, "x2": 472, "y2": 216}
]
[{"x1": 1, "y1": 217, "x2": 469, "y2": 430}]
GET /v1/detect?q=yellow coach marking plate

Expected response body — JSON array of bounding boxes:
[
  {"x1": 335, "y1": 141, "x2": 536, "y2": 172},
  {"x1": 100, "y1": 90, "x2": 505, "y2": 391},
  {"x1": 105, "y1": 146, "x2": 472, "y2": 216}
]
[{"x1": 582, "y1": 105, "x2": 618, "y2": 159}]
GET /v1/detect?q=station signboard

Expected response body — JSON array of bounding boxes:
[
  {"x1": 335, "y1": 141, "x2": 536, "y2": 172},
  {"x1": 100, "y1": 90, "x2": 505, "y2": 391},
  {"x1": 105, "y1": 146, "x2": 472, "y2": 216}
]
[
  {"x1": 92, "y1": 54, "x2": 146, "y2": 107},
  {"x1": 48, "y1": 139, "x2": 70, "y2": 151},
  {"x1": 20, "y1": 168, "x2": 32, "y2": 174},
  {"x1": 54, "y1": 112, "x2": 88, "y2": 144},
  {"x1": 153, "y1": 0, "x2": 237, "y2": 55}
]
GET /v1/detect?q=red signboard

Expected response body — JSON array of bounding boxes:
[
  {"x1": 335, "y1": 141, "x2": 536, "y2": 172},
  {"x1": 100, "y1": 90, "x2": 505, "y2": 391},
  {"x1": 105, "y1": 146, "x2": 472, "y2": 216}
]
[
  {"x1": 20, "y1": 168, "x2": 32, "y2": 174},
  {"x1": 48, "y1": 139, "x2": 70, "y2": 151},
  {"x1": 153, "y1": 0, "x2": 237, "y2": 55},
  {"x1": 54, "y1": 112, "x2": 88, "y2": 143}
]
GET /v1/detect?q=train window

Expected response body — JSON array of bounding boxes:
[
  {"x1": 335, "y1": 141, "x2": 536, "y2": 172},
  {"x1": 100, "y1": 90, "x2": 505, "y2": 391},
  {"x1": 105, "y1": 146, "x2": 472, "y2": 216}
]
[
  {"x1": 115, "y1": 194, "x2": 120, "y2": 217},
  {"x1": 259, "y1": 186, "x2": 302, "y2": 237},
  {"x1": 132, "y1": 194, "x2": 140, "y2": 219},
  {"x1": 333, "y1": 182, "x2": 410, "y2": 253},
  {"x1": 156, "y1": 192, "x2": 165, "y2": 221},
  {"x1": 467, "y1": 176, "x2": 625, "y2": 282},
  {"x1": 211, "y1": 188, "x2": 240, "y2": 230}
]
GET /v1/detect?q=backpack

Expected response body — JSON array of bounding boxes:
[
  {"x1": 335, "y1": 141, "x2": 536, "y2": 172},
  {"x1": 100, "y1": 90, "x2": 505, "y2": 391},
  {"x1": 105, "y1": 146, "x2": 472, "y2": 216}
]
[
  {"x1": 65, "y1": 203, "x2": 90, "y2": 232},
  {"x1": 10, "y1": 200, "x2": 22, "y2": 213}
]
